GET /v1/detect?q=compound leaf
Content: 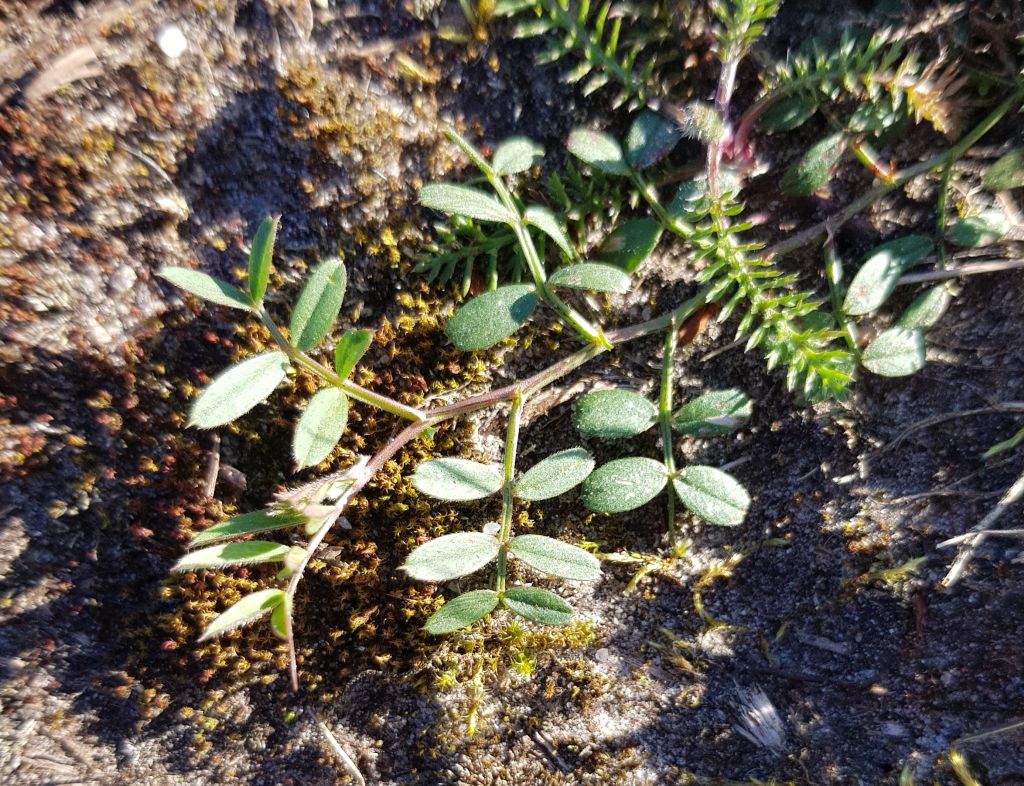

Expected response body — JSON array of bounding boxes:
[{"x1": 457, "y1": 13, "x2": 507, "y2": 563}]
[
  {"x1": 502, "y1": 586, "x2": 573, "y2": 625},
  {"x1": 401, "y1": 532, "x2": 501, "y2": 581},
  {"x1": 413, "y1": 457, "x2": 503, "y2": 501},
  {"x1": 293, "y1": 388, "x2": 349, "y2": 470},
  {"x1": 158, "y1": 267, "x2": 252, "y2": 310},
  {"x1": 574, "y1": 389, "x2": 657, "y2": 438},
  {"x1": 419, "y1": 183, "x2": 517, "y2": 223},
  {"x1": 491, "y1": 136, "x2": 544, "y2": 175},
  {"x1": 548, "y1": 263, "x2": 631, "y2": 294},
  {"x1": 289, "y1": 257, "x2": 347, "y2": 351},
  {"x1": 672, "y1": 389, "x2": 753, "y2": 436},
  {"x1": 513, "y1": 447, "x2": 595, "y2": 501},
  {"x1": 333, "y1": 329, "x2": 373, "y2": 379},
  {"x1": 445, "y1": 284, "x2": 538, "y2": 350},
  {"x1": 424, "y1": 589, "x2": 499, "y2": 634},
  {"x1": 198, "y1": 588, "x2": 284, "y2": 642},
  {"x1": 672, "y1": 466, "x2": 750, "y2": 527},
  {"x1": 173, "y1": 541, "x2": 291, "y2": 572},
  {"x1": 248, "y1": 215, "x2": 279, "y2": 305},
  {"x1": 582, "y1": 457, "x2": 668, "y2": 513},
  {"x1": 189, "y1": 351, "x2": 290, "y2": 429},
  {"x1": 508, "y1": 534, "x2": 600, "y2": 581}
]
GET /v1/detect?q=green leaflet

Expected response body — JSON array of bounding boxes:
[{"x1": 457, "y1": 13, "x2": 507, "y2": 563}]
[
  {"x1": 548, "y1": 263, "x2": 631, "y2": 294},
  {"x1": 158, "y1": 267, "x2": 252, "y2": 310},
  {"x1": 270, "y1": 594, "x2": 291, "y2": 640},
  {"x1": 412, "y1": 457, "x2": 503, "y2": 501},
  {"x1": 424, "y1": 589, "x2": 499, "y2": 634},
  {"x1": 248, "y1": 215, "x2": 279, "y2": 305},
  {"x1": 947, "y1": 209, "x2": 1010, "y2": 248},
  {"x1": 445, "y1": 284, "x2": 539, "y2": 350},
  {"x1": 524, "y1": 205, "x2": 575, "y2": 259},
  {"x1": 672, "y1": 389, "x2": 753, "y2": 436},
  {"x1": 759, "y1": 94, "x2": 818, "y2": 132},
  {"x1": 293, "y1": 388, "x2": 349, "y2": 470},
  {"x1": 289, "y1": 257, "x2": 348, "y2": 351},
  {"x1": 671, "y1": 466, "x2": 750, "y2": 527},
  {"x1": 400, "y1": 532, "x2": 501, "y2": 582},
  {"x1": 198, "y1": 588, "x2": 284, "y2": 642},
  {"x1": 333, "y1": 329, "x2": 374, "y2": 379},
  {"x1": 567, "y1": 128, "x2": 629, "y2": 175},
  {"x1": 491, "y1": 136, "x2": 545, "y2": 175},
  {"x1": 582, "y1": 457, "x2": 668, "y2": 513},
  {"x1": 502, "y1": 586, "x2": 573, "y2": 625},
  {"x1": 188, "y1": 351, "x2": 290, "y2": 429},
  {"x1": 625, "y1": 110, "x2": 683, "y2": 169},
  {"x1": 861, "y1": 326, "x2": 925, "y2": 377},
  {"x1": 897, "y1": 285, "x2": 951, "y2": 330},
  {"x1": 842, "y1": 235, "x2": 933, "y2": 316},
  {"x1": 173, "y1": 541, "x2": 291, "y2": 572},
  {"x1": 597, "y1": 218, "x2": 663, "y2": 273},
  {"x1": 780, "y1": 132, "x2": 846, "y2": 196},
  {"x1": 513, "y1": 447, "x2": 595, "y2": 501},
  {"x1": 574, "y1": 389, "x2": 657, "y2": 438},
  {"x1": 508, "y1": 534, "x2": 601, "y2": 580},
  {"x1": 982, "y1": 148, "x2": 1024, "y2": 191},
  {"x1": 190, "y1": 509, "x2": 308, "y2": 547},
  {"x1": 419, "y1": 183, "x2": 517, "y2": 224}
]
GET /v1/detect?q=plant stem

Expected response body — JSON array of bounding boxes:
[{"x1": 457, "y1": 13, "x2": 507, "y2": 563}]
[
  {"x1": 896, "y1": 258, "x2": 1024, "y2": 285},
  {"x1": 823, "y1": 239, "x2": 859, "y2": 352},
  {"x1": 257, "y1": 309, "x2": 426, "y2": 422},
  {"x1": 659, "y1": 320, "x2": 678, "y2": 543},
  {"x1": 495, "y1": 389, "x2": 524, "y2": 594}
]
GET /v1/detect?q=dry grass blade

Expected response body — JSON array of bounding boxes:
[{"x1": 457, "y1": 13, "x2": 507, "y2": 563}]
[{"x1": 23, "y1": 45, "x2": 103, "y2": 102}]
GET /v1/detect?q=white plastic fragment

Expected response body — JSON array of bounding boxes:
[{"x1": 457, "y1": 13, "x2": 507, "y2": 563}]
[{"x1": 156, "y1": 23, "x2": 188, "y2": 60}]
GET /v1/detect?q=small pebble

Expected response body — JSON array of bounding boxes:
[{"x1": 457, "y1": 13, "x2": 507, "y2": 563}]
[
  {"x1": 156, "y1": 23, "x2": 188, "y2": 59},
  {"x1": 482, "y1": 521, "x2": 500, "y2": 536}
]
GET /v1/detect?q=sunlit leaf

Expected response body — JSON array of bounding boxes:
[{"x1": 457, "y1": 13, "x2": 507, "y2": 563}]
[
  {"x1": 198, "y1": 588, "x2": 284, "y2": 642},
  {"x1": 574, "y1": 389, "x2": 657, "y2": 438},
  {"x1": 548, "y1": 263, "x2": 631, "y2": 294},
  {"x1": 189, "y1": 351, "x2": 290, "y2": 429},
  {"x1": 502, "y1": 586, "x2": 573, "y2": 625},
  {"x1": 581, "y1": 457, "x2": 668, "y2": 513},
  {"x1": 947, "y1": 209, "x2": 1010, "y2": 248},
  {"x1": 672, "y1": 389, "x2": 753, "y2": 436},
  {"x1": 508, "y1": 534, "x2": 600, "y2": 580},
  {"x1": 333, "y1": 329, "x2": 373, "y2": 379},
  {"x1": 412, "y1": 457, "x2": 503, "y2": 501},
  {"x1": 289, "y1": 257, "x2": 347, "y2": 351},
  {"x1": 270, "y1": 594, "x2": 291, "y2": 640},
  {"x1": 897, "y1": 285, "x2": 951, "y2": 330},
  {"x1": 445, "y1": 284, "x2": 538, "y2": 350},
  {"x1": 401, "y1": 532, "x2": 501, "y2": 581},
  {"x1": 491, "y1": 136, "x2": 545, "y2": 175},
  {"x1": 513, "y1": 447, "x2": 595, "y2": 501},
  {"x1": 567, "y1": 128, "x2": 629, "y2": 175},
  {"x1": 424, "y1": 589, "x2": 499, "y2": 634},
  {"x1": 190, "y1": 509, "x2": 307, "y2": 546},
  {"x1": 158, "y1": 267, "x2": 252, "y2": 310},
  {"x1": 248, "y1": 215, "x2": 279, "y2": 305},
  {"x1": 842, "y1": 235, "x2": 933, "y2": 315},
  {"x1": 419, "y1": 183, "x2": 517, "y2": 223},
  {"x1": 861, "y1": 326, "x2": 926, "y2": 377},
  {"x1": 293, "y1": 388, "x2": 349, "y2": 470},
  {"x1": 524, "y1": 205, "x2": 574, "y2": 258},
  {"x1": 597, "y1": 218, "x2": 663, "y2": 273},
  {"x1": 672, "y1": 466, "x2": 750, "y2": 527},
  {"x1": 173, "y1": 541, "x2": 291, "y2": 572}
]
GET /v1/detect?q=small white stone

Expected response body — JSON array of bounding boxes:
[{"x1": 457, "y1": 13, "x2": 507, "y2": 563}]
[
  {"x1": 156, "y1": 23, "x2": 188, "y2": 59},
  {"x1": 482, "y1": 521, "x2": 500, "y2": 536},
  {"x1": 593, "y1": 647, "x2": 611, "y2": 663}
]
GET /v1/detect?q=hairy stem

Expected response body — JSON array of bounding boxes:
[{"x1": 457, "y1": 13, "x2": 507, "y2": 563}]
[
  {"x1": 659, "y1": 320, "x2": 678, "y2": 542},
  {"x1": 495, "y1": 390, "x2": 524, "y2": 594}
]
